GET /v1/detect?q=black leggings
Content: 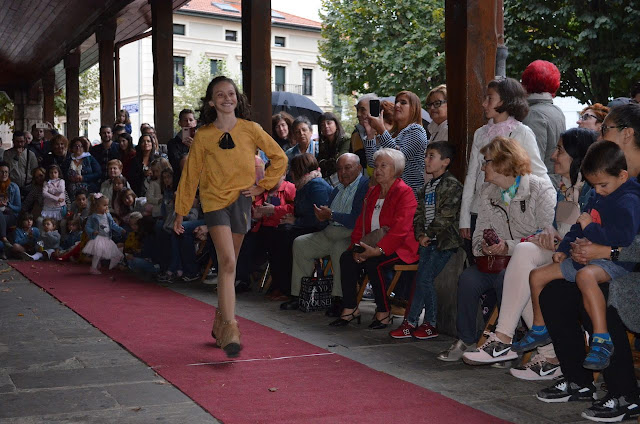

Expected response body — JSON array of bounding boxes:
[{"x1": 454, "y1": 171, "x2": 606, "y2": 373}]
[{"x1": 540, "y1": 280, "x2": 637, "y2": 397}]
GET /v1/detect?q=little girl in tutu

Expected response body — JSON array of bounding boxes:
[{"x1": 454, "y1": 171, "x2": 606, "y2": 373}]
[
  {"x1": 41, "y1": 165, "x2": 66, "y2": 221},
  {"x1": 83, "y1": 193, "x2": 125, "y2": 274}
]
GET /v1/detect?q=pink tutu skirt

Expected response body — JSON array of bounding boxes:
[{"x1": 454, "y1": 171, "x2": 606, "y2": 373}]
[{"x1": 82, "y1": 235, "x2": 123, "y2": 268}]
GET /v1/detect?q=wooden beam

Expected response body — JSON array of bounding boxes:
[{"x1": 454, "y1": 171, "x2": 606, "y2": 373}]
[
  {"x1": 65, "y1": 51, "x2": 81, "y2": 139},
  {"x1": 445, "y1": 0, "x2": 498, "y2": 181},
  {"x1": 241, "y1": 0, "x2": 272, "y2": 134},
  {"x1": 96, "y1": 20, "x2": 117, "y2": 127},
  {"x1": 42, "y1": 70, "x2": 56, "y2": 125},
  {"x1": 151, "y1": 0, "x2": 174, "y2": 144}
]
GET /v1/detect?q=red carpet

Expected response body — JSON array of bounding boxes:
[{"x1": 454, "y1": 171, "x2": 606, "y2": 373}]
[{"x1": 11, "y1": 262, "x2": 510, "y2": 424}]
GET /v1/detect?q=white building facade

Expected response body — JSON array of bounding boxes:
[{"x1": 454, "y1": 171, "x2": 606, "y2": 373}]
[{"x1": 68, "y1": 1, "x2": 333, "y2": 144}]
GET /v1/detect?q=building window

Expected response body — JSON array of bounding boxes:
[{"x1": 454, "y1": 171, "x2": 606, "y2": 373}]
[
  {"x1": 210, "y1": 59, "x2": 219, "y2": 76},
  {"x1": 82, "y1": 120, "x2": 89, "y2": 138},
  {"x1": 173, "y1": 24, "x2": 185, "y2": 35},
  {"x1": 274, "y1": 36, "x2": 286, "y2": 47},
  {"x1": 173, "y1": 56, "x2": 185, "y2": 86},
  {"x1": 303, "y1": 69, "x2": 313, "y2": 96},
  {"x1": 275, "y1": 66, "x2": 286, "y2": 91},
  {"x1": 225, "y1": 30, "x2": 237, "y2": 42}
]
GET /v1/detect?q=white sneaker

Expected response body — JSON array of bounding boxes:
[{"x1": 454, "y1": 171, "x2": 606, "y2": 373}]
[
  {"x1": 510, "y1": 353, "x2": 563, "y2": 381},
  {"x1": 462, "y1": 332, "x2": 518, "y2": 365},
  {"x1": 437, "y1": 339, "x2": 476, "y2": 362}
]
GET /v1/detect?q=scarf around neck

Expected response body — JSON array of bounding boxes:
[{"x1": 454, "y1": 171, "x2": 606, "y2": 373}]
[
  {"x1": 486, "y1": 116, "x2": 519, "y2": 141},
  {"x1": 295, "y1": 169, "x2": 322, "y2": 189},
  {"x1": 500, "y1": 175, "x2": 521, "y2": 206},
  {"x1": 0, "y1": 178, "x2": 12, "y2": 197}
]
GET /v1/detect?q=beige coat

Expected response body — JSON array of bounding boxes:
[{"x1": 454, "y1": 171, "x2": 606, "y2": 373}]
[{"x1": 472, "y1": 173, "x2": 556, "y2": 257}]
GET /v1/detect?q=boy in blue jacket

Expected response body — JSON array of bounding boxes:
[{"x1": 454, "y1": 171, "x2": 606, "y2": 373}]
[{"x1": 513, "y1": 141, "x2": 640, "y2": 370}]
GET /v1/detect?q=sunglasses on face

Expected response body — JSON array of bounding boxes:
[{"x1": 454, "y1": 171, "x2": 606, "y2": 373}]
[{"x1": 219, "y1": 132, "x2": 235, "y2": 150}]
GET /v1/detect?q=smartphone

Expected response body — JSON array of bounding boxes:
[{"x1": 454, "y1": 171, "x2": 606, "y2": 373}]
[
  {"x1": 182, "y1": 127, "x2": 196, "y2": 139},
  {"x1": 369, "y1": 99, "x2": 380, "y2": 117},
  {"x1": 352, "y1": 244, "x2": 365, "y2": 254}
]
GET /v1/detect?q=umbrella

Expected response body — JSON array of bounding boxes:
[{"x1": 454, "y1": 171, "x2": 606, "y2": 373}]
[
  {"x1": 271, "y1": 91, "x2": 323, "y2": 123},
  {"x1": 380, "y1": 96, "x2": 432, "y2": 125}
]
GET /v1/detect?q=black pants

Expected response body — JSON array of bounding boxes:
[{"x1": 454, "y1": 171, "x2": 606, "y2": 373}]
[
  {"x1": 269, "y1": 225, "x2": 318, "y2": 295},
  {"x1": 341, "y1": 249, "x2": 403, "y2": 313},
  {"x1": 0, "y1": 212, "x2": 17, "y2": 239},
  {"x1": 540, "y1": 280, "x2": 637, "y2": 397}
]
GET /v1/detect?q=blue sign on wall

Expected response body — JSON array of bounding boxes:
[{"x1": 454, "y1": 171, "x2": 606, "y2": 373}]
[{"x1": 123, "y1": 103, "x2": 139, "y2": 114}]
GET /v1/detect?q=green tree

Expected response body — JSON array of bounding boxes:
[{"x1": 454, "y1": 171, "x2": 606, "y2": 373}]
[
  {"x1": 0, "y1": 91, "x2": 13, "y2": 128},
  {"x1": 319, "y1": 0, "x2": 445, "y2": 99},
  {"x1": 173, "y1": 55, "x2": 229, "y2": 130},
  {"x1": 505, "y1": 0, "x2": 640, "y2": 104}
]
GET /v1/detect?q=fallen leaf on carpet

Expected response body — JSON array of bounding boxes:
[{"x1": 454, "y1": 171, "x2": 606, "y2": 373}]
[
  {"x1": 17, "y1": 313, "x2": 23, "y2": 316},
  {"x1": 131, "y1": 407, "x2": 142, "y2": 412},
  {"x1": 30, "y1": 265, "x2": 36, "y2": 269},
  {"x1": 268, "y1": 387, "x2": 278, "y2": 392},
  {"x1": 0, "y1": 268, "x2": 12, "y2": 273}
]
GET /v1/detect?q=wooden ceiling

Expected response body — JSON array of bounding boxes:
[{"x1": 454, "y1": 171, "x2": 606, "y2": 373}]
[{"x1": 0, "y1": 0, "x2": 189, "y2": 92}]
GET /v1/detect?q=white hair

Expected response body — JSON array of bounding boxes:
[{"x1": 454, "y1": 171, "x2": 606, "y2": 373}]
[
  {"x1": 373, "y1": 148, "x2": 405, "y2": 177},
  {"x1": 356, "y1": 93, "x2": 379, "y2": 106},
  {"x1": 337, "y1": 152, "x2": 360, "y2": 165}
]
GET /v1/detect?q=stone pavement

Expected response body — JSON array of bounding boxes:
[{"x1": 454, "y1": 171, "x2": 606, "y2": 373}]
[{"x1": 0, "y1": 262, "x2": 607, "y2": 423}]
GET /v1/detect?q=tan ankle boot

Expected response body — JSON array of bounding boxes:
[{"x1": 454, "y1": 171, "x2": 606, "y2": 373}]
[
  {"x1": 211, "y1": 309, "x2": 222, "y2": 344},
  {"x1": 219, "y1": 319, "x2": 242, "y2": 357}
]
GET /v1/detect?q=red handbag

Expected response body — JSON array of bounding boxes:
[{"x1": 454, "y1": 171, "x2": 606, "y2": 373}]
[{"x1": 476, "y1": 255, "x2": 510, "y2": 274}]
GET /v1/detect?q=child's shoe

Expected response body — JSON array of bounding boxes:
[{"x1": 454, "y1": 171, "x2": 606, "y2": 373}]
[
  {"x1": 511, "y1": 326, "x2": 552, "y2": 352},
  {"x1": 157, "y1": 271, "x2": 174, "y2": 283},
  {"x1": 89, "y1": 267, "x2": 102, "y2": 275},
  {"x1": 389, "y1": 320, "x2": 415, "y2": 339},
  {"x1": 583, "y1": 336, "x2": 614, "y2": 370}
]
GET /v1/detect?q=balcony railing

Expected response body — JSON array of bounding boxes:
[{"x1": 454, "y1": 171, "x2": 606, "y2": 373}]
[{"x1": 273, "y1": 83, "x2": 303, "y2": 94}]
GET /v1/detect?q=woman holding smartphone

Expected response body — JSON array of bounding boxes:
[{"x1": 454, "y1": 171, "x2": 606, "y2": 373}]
[
  {"x1": 364, "y1": 90, "x2": 428, "y2": 196},
  {"x1": 174, "y1": 76, "x2": 287, "y2": 357}
]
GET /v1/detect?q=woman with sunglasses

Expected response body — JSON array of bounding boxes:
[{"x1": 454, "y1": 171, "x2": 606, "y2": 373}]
[
  {"x1": 576, "y1": 103, "x2": 609, "y2": 134},
  {"x1": 425, "y1": 84, "x2": 448, "y2": 143},
  {"x1": 174, "y1": 76, "x2": 287, "y2": 357}
]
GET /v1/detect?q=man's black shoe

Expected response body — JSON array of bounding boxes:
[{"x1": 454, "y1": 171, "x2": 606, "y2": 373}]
[{"x1": 280, "y1": 298, "x2": 299, "y2": 310}]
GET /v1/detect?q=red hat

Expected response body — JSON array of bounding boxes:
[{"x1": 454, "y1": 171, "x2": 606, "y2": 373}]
[{"x1": 521, "y1": 60, "x2": 561, "y2": 97}]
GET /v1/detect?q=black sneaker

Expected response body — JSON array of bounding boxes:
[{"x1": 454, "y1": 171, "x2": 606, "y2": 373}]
[
  {"x1": 581, "y1": 393, "x2": 640, "y2": 422},
  {"x1": 536, "y1": 377, "x2": 596, "y2": 403}
]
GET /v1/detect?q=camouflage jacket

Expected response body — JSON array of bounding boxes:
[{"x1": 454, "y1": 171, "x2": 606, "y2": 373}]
[{"x1": 413, "y1": 171, "x2": 463, "y2": 251}]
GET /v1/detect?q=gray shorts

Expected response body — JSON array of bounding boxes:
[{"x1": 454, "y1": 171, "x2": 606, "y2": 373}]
[
  {"x1": 203, "y1": 195, "x2": 252, "y2": 234},
  {"x1": 560, "y1": 258, "x2": 629, "y2": 282}
]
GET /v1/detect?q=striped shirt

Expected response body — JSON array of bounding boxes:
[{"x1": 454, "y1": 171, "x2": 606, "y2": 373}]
[
  {"x1": 330, "y1": 174, "x2": 362, "y2": 226},
  {"x1": 423, "y1": 175, "x2": 441, "y2": 238},
  {"x1": 365, "y1": 123, "x2": 428, "y2": 196}
]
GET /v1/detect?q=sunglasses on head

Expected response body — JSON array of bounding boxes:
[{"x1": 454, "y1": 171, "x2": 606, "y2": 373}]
[{"x1": 219, "y1": 132, "x2": 235, "y2": 150}]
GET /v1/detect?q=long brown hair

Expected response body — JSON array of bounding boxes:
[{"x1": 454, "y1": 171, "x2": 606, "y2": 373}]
[
  {"x1": 392, "y1": 91, "x2": 422, "y2": 135},
  {"x1": 199, "y1": 76, "x2": 251, "y2": 124}
]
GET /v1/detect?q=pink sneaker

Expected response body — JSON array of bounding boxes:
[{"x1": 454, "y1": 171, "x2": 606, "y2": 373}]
[
  {"x1": 413, "y1": 322, "x2": 438, "y2": 340},
  {"x1": 389, "y1": 320, "x2": 415, "y2": 339}
]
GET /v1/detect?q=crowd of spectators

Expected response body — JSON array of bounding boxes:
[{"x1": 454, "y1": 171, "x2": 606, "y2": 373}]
[{"x1": 2, "y1": 62, "x2": 640, "y2": 422}]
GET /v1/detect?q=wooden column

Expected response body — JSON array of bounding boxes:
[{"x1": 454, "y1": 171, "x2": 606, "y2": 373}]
[
  {"x1": 96, "y1": 20, "x2": 117, "y2": 126},
  {"x1": 65, "y1": 51, "x2": 81, "y2": 139},
  {"x1": 242, "y1": 0, "x2": 272, "y2": 134},
  {"x1": 42, "y1": 70, "x2": 55, "y2": 125},
  {"x1": 151, "y1": 0, "x2": 174, "y2": 144},
  {"x1": 445, "y1": 0, "x2": 498, "y2": 181}
]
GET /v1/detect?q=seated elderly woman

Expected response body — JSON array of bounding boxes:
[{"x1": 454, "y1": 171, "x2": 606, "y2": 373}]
[
  {"x1": 461, "y1": 128, "x2": 597, "y2": 378},
  {"x1": 267, "y1": 153, "x2": 333, "y2": 300},
  {"x1": 437, "y1": 136, "x2": 556, "y2": 361},
  {"x1": 285, "y1": 116, "x2": 318, "y2": 163},
  {"x1": 330, "y1": 148, "x2": 419, "y2": 328}
]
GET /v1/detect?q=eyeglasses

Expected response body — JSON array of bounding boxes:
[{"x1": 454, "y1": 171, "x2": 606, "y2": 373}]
[
  {"x1": 482, "y1": 159, "x2": 493, "y2": 167},
  {"x1": 601, "y1": 124, "x2": 627, "y2": 138},
  {"x1": 219, "y1": 132, "x2": 235, "y2": 150},
  {"x1": 579, "y1": 113, "x2": 598, "y2": 121},
  {"x1": 425, "y1": 100, "x2": 447, "y2": 109}
]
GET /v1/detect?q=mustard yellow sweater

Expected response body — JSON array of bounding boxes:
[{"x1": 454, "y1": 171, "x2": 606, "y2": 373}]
[{"x1": 175, "y1": 119, "x2": 288, "y2": 215}]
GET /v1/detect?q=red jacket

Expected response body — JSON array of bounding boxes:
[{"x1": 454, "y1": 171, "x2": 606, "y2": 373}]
[
  {"x1": 351, "y1": 178, "x2": 419, "y2": 264},
  {"x1": 252, "y1": 180, "x2": 296, "y2": 231}
]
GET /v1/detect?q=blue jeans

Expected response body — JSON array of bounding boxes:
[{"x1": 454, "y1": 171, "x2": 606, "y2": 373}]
[
  {"x1": 128, "y1": 257, "x2": 159, "y2": 274},
  {"x1": 406, "y1": 245, "x2": 454, "y2": 326},
  {"x1": 170, "y1": 219, "x2": 205, "y2": 276}
]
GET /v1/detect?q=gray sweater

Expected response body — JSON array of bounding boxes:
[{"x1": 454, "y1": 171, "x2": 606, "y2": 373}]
[
  {"x1": 522, "y1": 94, "x2": 566, "y2": 172},
  {"x1": 610, "y1": 234, "x2": 640, "y2": 332}
]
